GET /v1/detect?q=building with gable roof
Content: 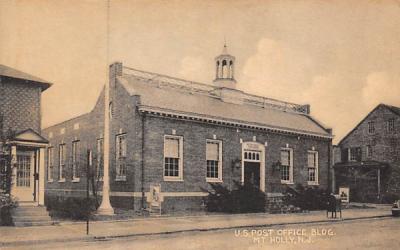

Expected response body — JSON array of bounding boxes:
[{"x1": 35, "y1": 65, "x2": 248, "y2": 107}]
[
  {"x1": 0, "y1": 64, "x2": 51, "y2": 205},
  {"x1": 333, "y1": 104, "x2": 400, "y2": 203},
  {"x1": 43, "y1": 46, "x2": 333, "y2": 213}
]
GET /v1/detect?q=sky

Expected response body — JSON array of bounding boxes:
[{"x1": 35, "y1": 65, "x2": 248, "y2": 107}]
[{"x1": 1, "y1": 0, "x2": 399, "y2": 144}]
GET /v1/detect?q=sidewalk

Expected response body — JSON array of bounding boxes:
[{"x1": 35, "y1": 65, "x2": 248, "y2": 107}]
[{"x1": 0, "y1": 206, "x2": 392, "y2": 247}]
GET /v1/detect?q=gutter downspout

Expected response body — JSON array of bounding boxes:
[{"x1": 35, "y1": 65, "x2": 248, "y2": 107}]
[
  {"x1": 141, "y1": 112, "x2": 145, "y2": 210},
  {"x1": 328, "y1": 139, "x2": 332, "y2": 194}
]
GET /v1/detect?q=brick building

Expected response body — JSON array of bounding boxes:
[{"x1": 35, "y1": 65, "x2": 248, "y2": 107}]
[
  {"x1": 333, "y1": 104, "x2": 400, "y2": 202},
  {"x1": 43, "y1": 47, "x2": 333, "y2": 213},
  {"x1": 0, "y1": 64, "x2": 51, "y2": 204}
]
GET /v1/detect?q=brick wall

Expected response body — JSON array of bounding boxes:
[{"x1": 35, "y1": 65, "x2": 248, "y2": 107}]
[
  {"x1": 43, "y1": 70, "x2": 332, "y2": 213},
  {"x1": 0, "y1": 78, "x2": 42, "y2": 133},
  {"x1": 140, "y1": 114, "x2": 331, "y2": 195}
]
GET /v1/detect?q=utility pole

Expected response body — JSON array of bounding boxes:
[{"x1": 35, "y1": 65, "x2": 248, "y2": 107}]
[
  {"x1": 86, "y1": 150, "x2": 92, "y2": 235},
  {"x1": 97, "y1": 0, "x2": 114, "y2": 215}
]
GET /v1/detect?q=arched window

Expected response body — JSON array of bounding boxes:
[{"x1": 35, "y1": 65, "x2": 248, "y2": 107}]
[
  {"x1": 229, "y1": 61, "x2": 233, "y2": 78},
  {"x1": 216, "y1": 61, "x2": 220, "y2": 78},
  {"x1": 222, "y1": 60, "x2": 228, "y2": 78}
]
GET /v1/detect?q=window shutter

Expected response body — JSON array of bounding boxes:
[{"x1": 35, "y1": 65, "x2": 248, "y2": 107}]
[
  {"x1": 341, "y1": 148, "x2": 348, "y2": 162},
  {"x1": 206, "y1": 142, "x2": 219, "y2": 161},
  {"x1": 356, "y1": 147, "x2": 362, "y2": 162},
  {"x1": 165, "y1": 138, "x2": 179, "y2": 158}
]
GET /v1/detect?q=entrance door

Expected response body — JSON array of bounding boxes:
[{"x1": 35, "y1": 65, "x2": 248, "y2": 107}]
[
  {"x1": 13, "y1": 151, "x2": 35, "y2": 201},
  {"x1": 244, "y1": 162, "x2": 261, "y2": 189}
]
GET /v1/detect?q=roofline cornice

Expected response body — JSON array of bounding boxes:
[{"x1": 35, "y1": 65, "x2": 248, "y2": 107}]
[{"x1": 138, "y1": 105, "x2": 333, "y2": 139}]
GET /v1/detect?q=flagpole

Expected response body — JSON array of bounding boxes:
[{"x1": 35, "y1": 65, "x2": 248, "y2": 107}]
[{"x1": 97, "y1": 0, "x2": 114, "y2": 215}]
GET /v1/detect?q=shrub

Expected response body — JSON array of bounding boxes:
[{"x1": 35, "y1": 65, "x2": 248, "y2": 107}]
[
  {"x1": 46, "y1": 196, "x2": 98, "y2": 220},
  {"x1": 0, "y1": 193, "x2": 18, "y2": 226},
  {"x1": 283, "y1": 184, "x2": 329, "y2": 211},
  {"x1": 204, "y1": 181, "x2": 266, "y2": 213},
  {"x1": 381, "y1": 192, "x2": 399, "y2": 204}
]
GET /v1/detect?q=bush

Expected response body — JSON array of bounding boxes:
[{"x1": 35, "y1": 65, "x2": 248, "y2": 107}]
[
  {"x1": 204, "y1": 181, "x2": 266, "y2": 213},
  {"x1": 46, "y1": 196, "x2": 98, "y2": 220},
  {"x1": 381, "y1": 192, "x2": 399, "y2": 204},
  {"x1": 0, "y1": 193, "x2": 18, "y2": 226},
  {"x1": 283, "y1": 184, "x2": 329, "y2": 211}
]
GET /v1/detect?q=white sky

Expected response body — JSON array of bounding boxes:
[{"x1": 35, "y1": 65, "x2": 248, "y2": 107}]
[{"x1": 1, "y1": 0, "x2": 400, "y2": 144}]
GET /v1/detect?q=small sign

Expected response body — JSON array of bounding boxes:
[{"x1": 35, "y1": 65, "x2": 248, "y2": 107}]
[
  {"x1": 339, "y1": 187, "x2": 350, "y2": 203},
  {"x1": 148, "y1": 184, "x2": 163, "y2": 207}
]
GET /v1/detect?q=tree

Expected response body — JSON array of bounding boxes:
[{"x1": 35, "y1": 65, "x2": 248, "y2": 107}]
[{"x1": 0, "y1": 115, "x2": 14, "y2": 195}]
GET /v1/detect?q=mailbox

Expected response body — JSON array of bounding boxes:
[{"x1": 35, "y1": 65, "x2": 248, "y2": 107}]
[{"x1": 326, "y1": 194, "x2": 342, "y2": 219}]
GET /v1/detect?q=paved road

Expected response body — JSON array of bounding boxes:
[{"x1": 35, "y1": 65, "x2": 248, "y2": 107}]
[{"x1": 5, "y1": 217, "x2": 400, "y2": 250}]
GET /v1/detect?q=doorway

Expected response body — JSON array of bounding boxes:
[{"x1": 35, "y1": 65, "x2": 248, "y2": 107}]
[
  {"x1": 242, "y1": 144, "x2": 265, "y2": 192},
  {"x1": 244, "y1": 161, "x2": 260, "y2": 189},
  {"x1": 13, "y1": 151, "x2": 35, "y2": 202}
]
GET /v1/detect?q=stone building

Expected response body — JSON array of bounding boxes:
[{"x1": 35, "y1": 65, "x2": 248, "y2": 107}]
[
  {"x1": 0, "y1": 64, "x2": 51, "y2": 205},
  {"x1": 43, "y1": 47, "x2": 333, "y2": 213},
  {"x1": 333, "y1": 104, "x2": 400, "y2": 202}
]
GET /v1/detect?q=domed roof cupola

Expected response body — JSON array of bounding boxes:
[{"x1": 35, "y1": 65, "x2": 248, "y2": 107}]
[{"x1": 213, "y1": 43, "x2": 237, "y2": 89}]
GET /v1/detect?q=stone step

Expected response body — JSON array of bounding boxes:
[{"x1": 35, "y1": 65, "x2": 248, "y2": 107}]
[
  {"x1": 14, "y1": 221, "x2": 58, "y2": 227},
  {"x1": 13, "y1": 215, "x2": 52, "y2": 222},
  {"x1": 18, "y1": 201, "x2": 38, "y2": 207},
  {"x1": 12, "y1": 205, "x2": 57, "y2": 227},
  {"x1": 13, "y1": 209, "x2": 49, "y2": 216}
]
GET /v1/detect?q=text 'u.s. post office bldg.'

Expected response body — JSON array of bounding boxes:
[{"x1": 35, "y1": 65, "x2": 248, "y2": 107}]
[{"x1": 43, "y1": 47, "x2": 333, "y2": 213}]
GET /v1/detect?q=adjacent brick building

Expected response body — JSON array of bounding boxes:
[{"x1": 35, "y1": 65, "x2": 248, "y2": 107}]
[
  {"x1": 43, "y1": 47, "x2": 333, "y2": 213},
  {"x1": 333, "y1": 104, "x2": 400, "y2": 202},
  {"x1": 0, "y1": 64, "x2": 51, "y2": 204}
]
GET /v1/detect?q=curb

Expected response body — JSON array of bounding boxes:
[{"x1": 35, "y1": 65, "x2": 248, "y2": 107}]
[{"x1": 0, "y1": 214, "x2": 392, "y2": 248}]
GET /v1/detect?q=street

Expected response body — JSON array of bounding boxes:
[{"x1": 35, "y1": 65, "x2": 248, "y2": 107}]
[{"x1": 4, "y1": 217, "x2": 399, "y2": 250}]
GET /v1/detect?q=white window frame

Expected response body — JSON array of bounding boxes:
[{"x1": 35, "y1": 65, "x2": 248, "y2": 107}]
[
  {"x1": 72, "y1": 140, "x2": 80, "y2": 182},
  {"x1": 58, "y1": 144, "x2": 66, "y2": 182},
  {"x1": 280, "y1": 148, "x2": 293, "y2": 184},
  {"x1": 115, "y1": 134, "x2": 127, "y2": 181},
  {"x1": 47, "y1": 147, "x2": 54, "y2": 182},
  {"x1": 307, "y1": 150, "x2": 319, "y2": 185},
  {"x1": 206, "y1": 139, "x2": 223, "y2": 183},
  {"x1": 163, "y1": 135, "x2": 184, "y2": 181}
]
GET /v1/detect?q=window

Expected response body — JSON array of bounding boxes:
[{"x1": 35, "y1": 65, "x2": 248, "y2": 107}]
[
  {"x1": 388, "y1": 118, "x2": 395, "y2": 132},
  {"x1": 96, "y1": 138, "x2": 104, "y2": 179},
  {"x1": 72, "y1": 140, "x2": 80, "y2": 181},
  {"x1": 116, "y1": 134, "x2": 127, "y2": 181},
  {"x1": 244, "y1": 151, "x2": 261, "y2": 161},
  {"x1": 349, "y1": 147, "x2": 361, "y2": 162},
  {"x1": 280, "y1": 148, "x2": 293, "y2": 183},
  {"x1": 307, "y1": 151, "x2": 318, "y2": 184},
  {"x1": 16, "y1": 154, "x2": 31, "y2": 187},
  {"x1": 366, "y1": 145, "x2": 373, "y2": 158},
  {"x1": 59, "y1": 144, "x2": 66, "y2": 181},
  {"x1": 206, "y1": 140, "x2": 222, "y2": 182},
  {"x1": 47, "y1": 147, "x2": 54, "y2": 182},
  {"x1": 164, "y1": 135, "x2": 183, "y2": 181},
  {"x1": 368, "y1": 121, "x2": 375, "y2": 134}
]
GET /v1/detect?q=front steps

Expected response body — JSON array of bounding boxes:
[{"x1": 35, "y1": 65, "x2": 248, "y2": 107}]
[{"x1": 12, "y1": 203, "x2": 57, "y2": 226}]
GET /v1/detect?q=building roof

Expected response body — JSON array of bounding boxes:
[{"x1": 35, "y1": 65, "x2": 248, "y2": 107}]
[
  {"x1": 118, "y1": 67, "x2": 332, "y2": 138},
  {"x1": 0, "y1": 64, "x2": 52, "y2": 91},
  {"x1": 338, "y1": 103, "x2": 400, "y2": 145}
]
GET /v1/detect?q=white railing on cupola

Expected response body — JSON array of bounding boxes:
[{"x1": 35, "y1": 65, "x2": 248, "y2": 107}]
[{"x1": 122, "y1": 66, "x2": 310, "y2": 115}]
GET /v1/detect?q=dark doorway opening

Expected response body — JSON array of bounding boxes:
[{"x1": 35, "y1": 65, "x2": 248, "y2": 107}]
[{"x1": 244, "y1": 161, "x2": 260, "y2": 189}]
